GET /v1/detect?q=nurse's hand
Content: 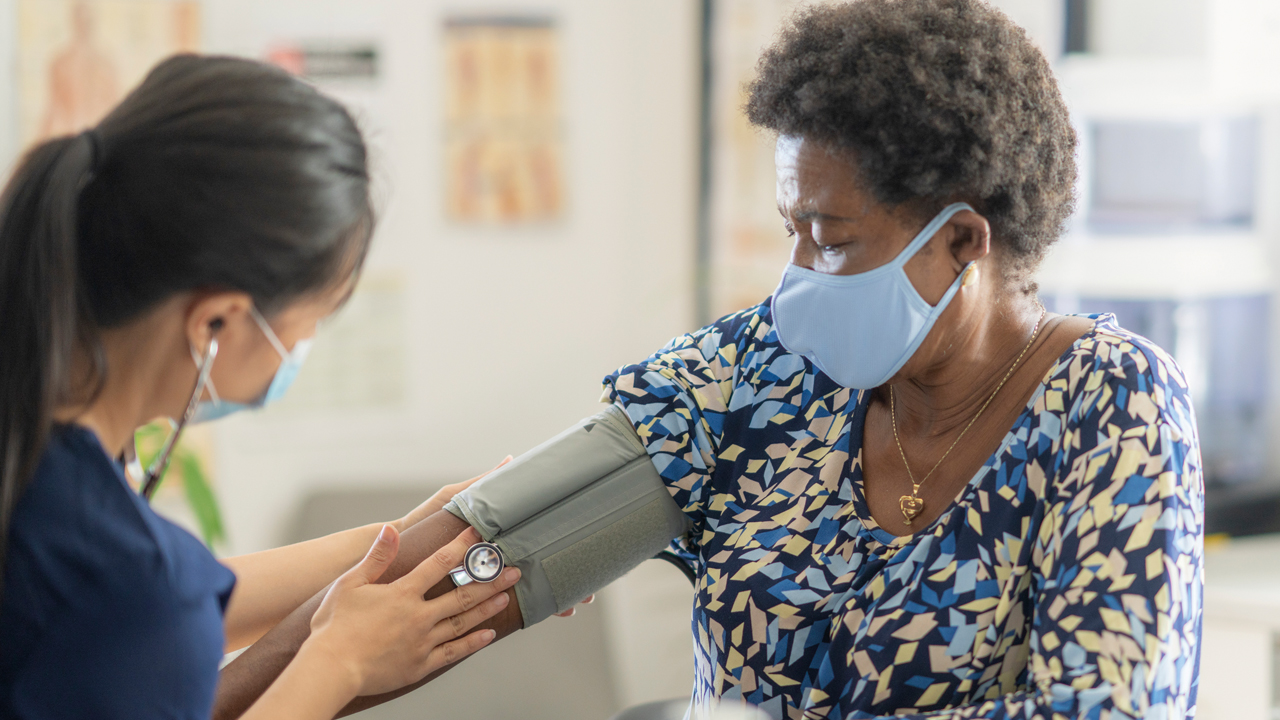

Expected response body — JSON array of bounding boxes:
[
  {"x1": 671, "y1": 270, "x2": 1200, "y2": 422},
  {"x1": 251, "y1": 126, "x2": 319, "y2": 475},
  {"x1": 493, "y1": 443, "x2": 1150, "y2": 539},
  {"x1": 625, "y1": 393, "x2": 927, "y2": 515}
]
[
  {"x1": 554, "y1": 594, "x2": 593, "y2": 617},
  {"x1": 392, "y1": 457, "x2": 513, "y2": 533},
  {"x1": 390, "y1": 459, "x2": 591, "y2": 619},
  {"x1": 305, "y1": 524, "x2": 519, "y2": 697}
]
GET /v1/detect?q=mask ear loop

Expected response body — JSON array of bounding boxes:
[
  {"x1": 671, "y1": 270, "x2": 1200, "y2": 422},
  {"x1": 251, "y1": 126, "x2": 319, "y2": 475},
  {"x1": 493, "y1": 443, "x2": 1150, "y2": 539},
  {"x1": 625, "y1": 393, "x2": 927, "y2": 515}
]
[
  {"x1": 130, "y1": 336, "x2": 220, "y2": 501},
  {"x1": 249, "y1": 306, "x2": 290, "y2": 359}
]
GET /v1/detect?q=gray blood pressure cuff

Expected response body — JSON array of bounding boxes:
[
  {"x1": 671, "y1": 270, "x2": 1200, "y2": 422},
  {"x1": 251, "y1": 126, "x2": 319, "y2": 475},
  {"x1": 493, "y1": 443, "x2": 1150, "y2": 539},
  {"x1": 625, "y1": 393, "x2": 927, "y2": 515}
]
[{"x1": 444, "y1": 404, "x2": 692, "y2": 627}]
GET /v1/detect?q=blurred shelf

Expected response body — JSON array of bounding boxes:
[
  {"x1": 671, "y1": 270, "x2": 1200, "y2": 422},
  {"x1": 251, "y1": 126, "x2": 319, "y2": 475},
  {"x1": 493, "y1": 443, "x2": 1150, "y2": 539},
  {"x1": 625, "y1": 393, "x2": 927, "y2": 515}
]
[
  {"x1": 1038, "y1": 234, "x2": 1271, "y2": 298},
  {"x1": 1203, "y1": 534, "x2": 1280, "y2": 719}
]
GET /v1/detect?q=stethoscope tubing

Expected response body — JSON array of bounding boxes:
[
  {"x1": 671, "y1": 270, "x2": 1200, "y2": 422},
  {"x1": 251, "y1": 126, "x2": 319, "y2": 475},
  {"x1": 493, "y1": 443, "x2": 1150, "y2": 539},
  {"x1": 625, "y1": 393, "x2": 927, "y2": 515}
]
[{"x1": 126, "y1": 338, "x2": 219, "y2": 502}]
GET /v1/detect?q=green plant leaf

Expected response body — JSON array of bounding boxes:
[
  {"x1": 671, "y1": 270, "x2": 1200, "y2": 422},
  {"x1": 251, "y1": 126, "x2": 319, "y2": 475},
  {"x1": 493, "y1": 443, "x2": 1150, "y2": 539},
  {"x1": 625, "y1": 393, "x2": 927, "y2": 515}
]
[
  {"x1": 132, "y1": 422, "x2": 226, "y2": 550},
  {"x1": 177, "y1": 450, "x2": 226, "y2": 548},
  {"x1": 134, "y1": 423, "x2": 168, "y2": 468}
]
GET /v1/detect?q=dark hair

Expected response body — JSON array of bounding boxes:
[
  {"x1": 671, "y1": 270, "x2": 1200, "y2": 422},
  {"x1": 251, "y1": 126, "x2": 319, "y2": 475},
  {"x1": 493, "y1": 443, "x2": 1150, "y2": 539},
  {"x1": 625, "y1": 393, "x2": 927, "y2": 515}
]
[
  {"x1": 0, "y1": 55, "x2": 373, "y2": 594},
  {"x1": 746, "y1": 0, "x2": 1077, "y2": 282}
]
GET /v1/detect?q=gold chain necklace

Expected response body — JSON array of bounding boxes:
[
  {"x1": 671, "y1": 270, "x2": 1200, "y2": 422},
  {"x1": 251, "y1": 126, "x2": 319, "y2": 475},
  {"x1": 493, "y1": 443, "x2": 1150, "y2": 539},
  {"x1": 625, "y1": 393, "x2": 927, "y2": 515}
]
[{"x1": 889, "y1": 307, "x2": 1047, "y2": 525}]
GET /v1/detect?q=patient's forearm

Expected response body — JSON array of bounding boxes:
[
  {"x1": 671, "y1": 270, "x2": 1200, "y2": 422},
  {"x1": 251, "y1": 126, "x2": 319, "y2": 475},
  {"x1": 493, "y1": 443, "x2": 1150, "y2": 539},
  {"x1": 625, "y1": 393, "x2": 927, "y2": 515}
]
[{"x1": 212, "y1": 510, "x2": 524, "y2": 720}]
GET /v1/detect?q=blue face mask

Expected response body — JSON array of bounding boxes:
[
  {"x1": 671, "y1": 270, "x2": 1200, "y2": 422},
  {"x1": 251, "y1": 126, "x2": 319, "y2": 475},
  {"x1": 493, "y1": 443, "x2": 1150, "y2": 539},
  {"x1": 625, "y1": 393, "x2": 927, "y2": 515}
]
[
  {"x1": 190, "y1": 307, "x2": 314, "y2": 424},
  {"x1": 770, "y1": 202, "x2": 975, "y2": 390}
]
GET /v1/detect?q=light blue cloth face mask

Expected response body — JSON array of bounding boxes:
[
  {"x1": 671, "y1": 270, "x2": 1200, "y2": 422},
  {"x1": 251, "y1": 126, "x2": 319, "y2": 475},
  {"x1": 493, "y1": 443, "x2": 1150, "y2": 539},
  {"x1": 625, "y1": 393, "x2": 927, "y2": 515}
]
[
  {"x1": 770, "y1": 202, "x2": 975, "y2": 390},
  {"x1": 191, "y1": 306, "x2": 314, "y2": 424}
]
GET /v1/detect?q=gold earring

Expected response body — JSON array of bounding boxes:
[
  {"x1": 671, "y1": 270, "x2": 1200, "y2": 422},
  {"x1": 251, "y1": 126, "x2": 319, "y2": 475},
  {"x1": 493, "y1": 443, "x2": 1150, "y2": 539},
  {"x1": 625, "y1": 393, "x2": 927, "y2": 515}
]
[{"x1": 962, "y1": 265, "x2": 978, "y2": 288}]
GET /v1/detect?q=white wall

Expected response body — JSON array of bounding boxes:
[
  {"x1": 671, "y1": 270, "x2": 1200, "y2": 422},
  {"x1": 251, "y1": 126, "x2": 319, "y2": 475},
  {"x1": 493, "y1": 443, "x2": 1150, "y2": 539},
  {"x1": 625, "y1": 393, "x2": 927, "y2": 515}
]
[
  {"x1": 198, "y1": 3, "x2": 703, "y2": 713},
  {"x1": 1092, "y1": 0, "x2": 1207, "y2": 57},
  {"x1": 0, "y1": 2, "x2": 701, "y2": 714},
  {"x1": 988, "y1": 0, "x2": 1065, "y2": 57},
  {"x1": 197, "y1": 0, "x2": 700, "y2": 556}
]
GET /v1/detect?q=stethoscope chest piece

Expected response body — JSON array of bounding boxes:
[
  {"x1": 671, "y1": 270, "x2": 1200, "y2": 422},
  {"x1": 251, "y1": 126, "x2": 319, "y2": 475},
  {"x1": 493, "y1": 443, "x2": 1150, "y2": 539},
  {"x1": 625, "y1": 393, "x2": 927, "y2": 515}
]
[{"x1": 449, "y1": 541, "x2": 505, "y2": 586}]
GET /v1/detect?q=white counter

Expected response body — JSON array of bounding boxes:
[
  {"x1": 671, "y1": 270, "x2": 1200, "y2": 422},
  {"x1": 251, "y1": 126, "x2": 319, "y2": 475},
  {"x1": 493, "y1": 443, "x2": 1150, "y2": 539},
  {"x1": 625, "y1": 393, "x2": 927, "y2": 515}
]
[{"x1": 1201, "y1": 534, "x2": 1280, "y2": 720}]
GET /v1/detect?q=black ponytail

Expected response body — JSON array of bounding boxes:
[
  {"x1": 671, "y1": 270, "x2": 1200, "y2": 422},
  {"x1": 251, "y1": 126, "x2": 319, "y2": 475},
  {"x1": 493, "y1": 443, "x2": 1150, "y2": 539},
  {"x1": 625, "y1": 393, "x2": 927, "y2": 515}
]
[
  {"x1": 0, "y1": 134, "x2": 100, "y2": 598},
  {"x1": 0, "y1": 55, "x2": 374, "y2": 598}
]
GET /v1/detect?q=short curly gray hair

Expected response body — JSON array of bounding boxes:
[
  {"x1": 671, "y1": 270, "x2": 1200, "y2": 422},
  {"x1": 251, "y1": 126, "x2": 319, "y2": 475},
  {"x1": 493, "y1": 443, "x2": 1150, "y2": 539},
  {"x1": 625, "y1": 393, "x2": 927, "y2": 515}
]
[{"x1": 746, "y1": 0, "x2": 1077, "y2": 281}]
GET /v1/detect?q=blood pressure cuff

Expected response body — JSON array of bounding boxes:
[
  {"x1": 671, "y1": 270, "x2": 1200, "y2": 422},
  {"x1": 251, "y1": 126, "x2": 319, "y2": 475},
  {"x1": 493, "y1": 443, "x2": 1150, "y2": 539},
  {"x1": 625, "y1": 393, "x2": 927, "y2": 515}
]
[{"x1": 444, "y1": 404, "x2": 692, "y2": 627}]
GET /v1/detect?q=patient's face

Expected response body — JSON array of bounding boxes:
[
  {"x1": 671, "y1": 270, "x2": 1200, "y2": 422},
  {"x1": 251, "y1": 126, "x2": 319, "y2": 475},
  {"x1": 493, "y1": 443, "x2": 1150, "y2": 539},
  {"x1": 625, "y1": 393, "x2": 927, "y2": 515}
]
[{"x1": 774, "y1": 134, "x2": 963, "y2": 306}]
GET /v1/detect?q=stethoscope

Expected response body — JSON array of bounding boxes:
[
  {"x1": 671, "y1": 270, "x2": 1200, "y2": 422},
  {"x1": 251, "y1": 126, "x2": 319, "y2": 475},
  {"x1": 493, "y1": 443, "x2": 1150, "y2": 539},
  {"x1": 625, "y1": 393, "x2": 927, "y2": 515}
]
[
  {"x1": 122, "y1": 336, "x2": 509, "y2": 587},
  {"x1": 122, "y1": 336, "x2": 219, "y2": 502},
  {"x1": 449, "y1": 542, "x2": 505, "y2": 586},
  {"x1": 125, "y1": 334, "x2": 511, "y2": 587}
]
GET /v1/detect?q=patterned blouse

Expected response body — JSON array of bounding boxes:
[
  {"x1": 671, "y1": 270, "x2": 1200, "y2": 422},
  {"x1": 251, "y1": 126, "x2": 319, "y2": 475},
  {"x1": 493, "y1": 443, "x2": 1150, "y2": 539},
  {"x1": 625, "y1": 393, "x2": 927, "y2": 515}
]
[{"x1": 602, "y1": 304, "x2": 1203, "y2": 720}]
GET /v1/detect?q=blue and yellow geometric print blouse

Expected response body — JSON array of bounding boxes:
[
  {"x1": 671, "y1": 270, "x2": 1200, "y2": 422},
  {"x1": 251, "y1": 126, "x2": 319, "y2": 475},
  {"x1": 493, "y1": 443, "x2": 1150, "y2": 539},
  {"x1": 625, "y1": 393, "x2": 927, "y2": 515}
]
[{"x1": 602, "y1": 304, "x2": 1204, "y2": 720}]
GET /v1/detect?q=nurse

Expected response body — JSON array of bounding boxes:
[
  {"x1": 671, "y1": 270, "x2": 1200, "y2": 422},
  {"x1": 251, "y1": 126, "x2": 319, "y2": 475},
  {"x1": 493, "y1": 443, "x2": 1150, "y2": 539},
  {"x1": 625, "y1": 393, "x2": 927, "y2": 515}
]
[{"x1": 0, "y1": 55, "x2": 517, "y2": 719}]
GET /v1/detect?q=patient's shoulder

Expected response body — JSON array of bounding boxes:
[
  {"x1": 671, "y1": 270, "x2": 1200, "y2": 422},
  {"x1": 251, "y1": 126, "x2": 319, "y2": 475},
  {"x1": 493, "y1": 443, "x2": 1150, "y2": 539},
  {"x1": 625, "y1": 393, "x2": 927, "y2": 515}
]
[
  {"x1": 658, "y1": 301, "x2": 773, "y2": 358},
  {"x1": 1062, "y1": 314, "x2": 1192, "y2": 423},
  {"x1": 602, "y1": 301, "x2": 775, "y2": 406}
]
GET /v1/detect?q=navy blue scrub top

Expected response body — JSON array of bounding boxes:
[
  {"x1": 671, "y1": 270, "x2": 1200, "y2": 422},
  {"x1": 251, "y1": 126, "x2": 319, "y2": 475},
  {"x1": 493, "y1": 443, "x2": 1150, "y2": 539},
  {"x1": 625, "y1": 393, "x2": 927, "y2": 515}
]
[{"x1": 0, "y1": 425, "x2": 236, "y2": 719}]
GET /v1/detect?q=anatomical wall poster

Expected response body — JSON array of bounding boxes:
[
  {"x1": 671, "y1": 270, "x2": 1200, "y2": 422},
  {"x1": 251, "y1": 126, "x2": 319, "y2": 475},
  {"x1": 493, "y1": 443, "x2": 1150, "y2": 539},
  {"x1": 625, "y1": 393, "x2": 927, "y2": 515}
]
[
  {"x1": 443, "y1": 15, "x2": 564, "y2": 225},
  {"x1": 18, "y1": 0, "x2": 200, "y2": 147}
]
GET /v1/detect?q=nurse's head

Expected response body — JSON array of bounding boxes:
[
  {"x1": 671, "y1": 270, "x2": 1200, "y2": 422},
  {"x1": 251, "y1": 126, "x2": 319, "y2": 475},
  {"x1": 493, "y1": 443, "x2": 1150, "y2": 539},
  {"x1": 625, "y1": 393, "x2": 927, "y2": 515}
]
[{"x1": 0, "y1": 55, "x2": 372, "y2": 552}]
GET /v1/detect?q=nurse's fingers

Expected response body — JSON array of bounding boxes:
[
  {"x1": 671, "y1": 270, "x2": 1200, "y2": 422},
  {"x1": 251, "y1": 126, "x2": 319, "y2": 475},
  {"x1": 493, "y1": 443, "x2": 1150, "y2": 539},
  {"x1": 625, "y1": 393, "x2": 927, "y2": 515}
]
[
  {"x1": 427, "y1": 585, "x2": 512, "y2": 646},
  {"x1": 397, "y1": 526, "x2": 479, "y2": 594},
  {"x1": 421, "y1": 628, "x2": 498, "y2": 676},
  {"x1": 343, "y1": 524, "x2": 400, "y2": 587},
  {"x1": 424, "y1": 566, "x2": 520, "y2": 624},
  {"x1": 554, "y1": 594, "x2": 594, "y2": 617}
]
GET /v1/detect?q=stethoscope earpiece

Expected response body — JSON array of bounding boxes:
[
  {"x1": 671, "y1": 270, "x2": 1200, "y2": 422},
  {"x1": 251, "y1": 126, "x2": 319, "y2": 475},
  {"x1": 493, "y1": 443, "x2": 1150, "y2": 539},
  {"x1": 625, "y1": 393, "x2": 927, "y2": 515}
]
[{"x1": 133, "y1": 336, "x2": 220, "y2": 501}]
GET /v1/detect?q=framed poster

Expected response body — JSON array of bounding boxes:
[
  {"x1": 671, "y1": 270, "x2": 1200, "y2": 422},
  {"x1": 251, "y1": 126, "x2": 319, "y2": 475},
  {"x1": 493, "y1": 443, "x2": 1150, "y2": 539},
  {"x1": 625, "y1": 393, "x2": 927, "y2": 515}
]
[
  {"x1": 706, "y1": 0, "x2": 802, "y2": 318},
  {"x1": 17, "y1": 0, "x2": 200, "y2": 146},
  {"x1": 443, "y1": 15, "x2": 564, "y2": 225}
]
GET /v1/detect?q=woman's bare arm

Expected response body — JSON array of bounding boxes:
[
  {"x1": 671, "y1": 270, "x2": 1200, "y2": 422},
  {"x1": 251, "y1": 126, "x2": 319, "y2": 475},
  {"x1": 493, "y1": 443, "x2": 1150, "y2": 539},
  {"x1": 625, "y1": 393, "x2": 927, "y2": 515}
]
[
  {"x1": 221, "y1": 521, "x2": 385, "y2": 652},
  {"x1": 222, "y1": 461, "x2": 507, "y2": 654},
  {"x1": 213, "y1": 510, "x2": 525, "y2": 720}
]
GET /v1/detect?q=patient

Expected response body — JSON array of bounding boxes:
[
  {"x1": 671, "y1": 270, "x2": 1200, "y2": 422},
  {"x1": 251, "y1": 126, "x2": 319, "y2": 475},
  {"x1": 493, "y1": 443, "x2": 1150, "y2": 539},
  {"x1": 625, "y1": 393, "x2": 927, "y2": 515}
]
[{"x1": 217, "y1": 2, "x2": 1204, "y2": 718}]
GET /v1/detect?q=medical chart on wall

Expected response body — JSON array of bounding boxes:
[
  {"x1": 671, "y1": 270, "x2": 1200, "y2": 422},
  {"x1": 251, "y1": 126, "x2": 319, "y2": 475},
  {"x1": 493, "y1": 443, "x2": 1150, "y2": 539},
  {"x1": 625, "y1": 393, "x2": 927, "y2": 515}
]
[
  {"x1": 17, "y1": 0, "x2": 200, "y2": 147},
  {"x1": 268, "y1": 40, "x2": 380, "y2": 83},
  {"x1": 275, "y1": 272, "x2": 409, "y2": 413},
  {"x1": 707, "y1": 0, "x2": 806, "y2": 318},
  {"x1": 442, "y1": 15, "x2": 564, "y2": 225}
]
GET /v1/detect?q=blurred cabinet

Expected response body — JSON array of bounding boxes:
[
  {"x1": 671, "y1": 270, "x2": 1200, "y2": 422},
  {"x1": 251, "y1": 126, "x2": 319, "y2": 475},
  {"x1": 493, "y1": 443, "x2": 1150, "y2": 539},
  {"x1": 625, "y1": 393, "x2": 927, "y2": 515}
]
[
  {"x1": 1041, "y1": 293, "x2": 1271, "y2": 486},
  {"x1": 1202, "y1": 535, "x2": 1280, "y2": 720},
  {"x1": 1042, "y1": 0, "x2": 1280, "y2": 491}
]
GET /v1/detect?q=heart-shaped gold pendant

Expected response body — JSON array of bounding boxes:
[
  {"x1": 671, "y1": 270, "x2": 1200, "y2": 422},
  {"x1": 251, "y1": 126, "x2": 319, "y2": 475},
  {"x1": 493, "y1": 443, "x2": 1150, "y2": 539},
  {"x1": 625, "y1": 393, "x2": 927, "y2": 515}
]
[{"x1": 899, "y1": 495, "x2": 925, "y2": 525}]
